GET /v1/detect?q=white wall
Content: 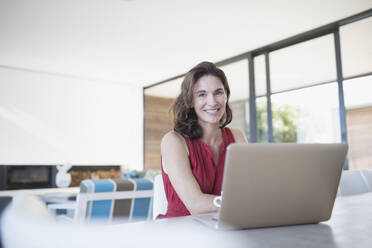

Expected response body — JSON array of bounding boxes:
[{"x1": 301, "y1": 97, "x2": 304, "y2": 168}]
[{"x1": 0, "y1": 67, "x2": 143, "y2": 170}]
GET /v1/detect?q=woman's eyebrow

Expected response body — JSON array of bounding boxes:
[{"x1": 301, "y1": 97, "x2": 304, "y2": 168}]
[{"x1": 195, "y1": 88, "x2": 224, "y2": 94}]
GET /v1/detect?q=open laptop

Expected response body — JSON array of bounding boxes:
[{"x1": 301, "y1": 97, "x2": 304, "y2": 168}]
[{"x1": 194, "y1": 143, "x2": 348, "y2": 230}]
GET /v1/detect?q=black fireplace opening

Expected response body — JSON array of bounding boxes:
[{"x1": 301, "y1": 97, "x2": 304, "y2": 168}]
[{"x1": 0, "y1": 166, "x2": 56, "y2": 190}]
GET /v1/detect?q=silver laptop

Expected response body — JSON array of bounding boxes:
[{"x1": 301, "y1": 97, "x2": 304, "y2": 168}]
[{"x1": 194, "y1": 143, "x2": 348, "y2": 230}]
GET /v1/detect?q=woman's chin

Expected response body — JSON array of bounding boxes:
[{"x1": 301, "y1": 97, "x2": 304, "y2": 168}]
[{"x1": 198, "y1": 118, "x2": 221, "y2": 126}]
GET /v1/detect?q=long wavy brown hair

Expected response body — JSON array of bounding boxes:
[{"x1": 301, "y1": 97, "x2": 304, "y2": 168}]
[{"x1": 171, "y1": 61, "x2": 233, "y2": 139}]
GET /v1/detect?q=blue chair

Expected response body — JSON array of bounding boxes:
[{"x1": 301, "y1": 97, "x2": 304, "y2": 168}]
[
  {"x1": 75, "y1": 178, "x2": 154, "y2": 223},
  {"x1": 49, "y1": 178, "x2": 154, "y2": 223}
]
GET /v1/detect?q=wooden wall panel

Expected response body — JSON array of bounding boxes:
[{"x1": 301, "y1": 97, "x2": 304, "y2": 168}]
[
  {"x1": 145, "y1": 95, "x2": 174, "y2": 169},
  {"x1": 346, "y1": 106, "x2": 372, "y2": 170}
]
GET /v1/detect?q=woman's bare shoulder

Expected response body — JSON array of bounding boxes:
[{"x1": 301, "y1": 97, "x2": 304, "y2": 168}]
[
  {"x1": 161, "y1": 131, "x2": 188, "y2": 155},
  {"x1": 161, "y1": 131, "x2": 189, "y2": 173},
  {"x1": 161, "y1": 131, "x2": 184, "y2": 146},
  {"x1": 229, "y1": 127, "x2": 248, "y2": 144}
]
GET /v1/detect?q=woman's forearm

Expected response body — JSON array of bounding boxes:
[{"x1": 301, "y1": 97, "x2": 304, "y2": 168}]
[{"x1": 186, "y1": 193, "x2": 219, "y2": 215}]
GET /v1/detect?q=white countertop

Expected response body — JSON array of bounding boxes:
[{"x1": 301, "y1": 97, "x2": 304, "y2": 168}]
[{"x1": 0, "y1": 187, "x2": 79, "y2": 197}]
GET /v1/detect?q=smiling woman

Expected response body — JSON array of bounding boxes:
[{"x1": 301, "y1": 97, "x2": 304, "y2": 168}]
[{"x1": 158, "y1": 62, "x2": 247, "y2": 219}]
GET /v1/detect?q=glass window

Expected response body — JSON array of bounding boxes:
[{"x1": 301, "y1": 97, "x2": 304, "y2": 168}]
[
  {"x1": 230, "y1": 100, "x2": 249, "y2": 138},
  {"x1": 256, "y1": 96, "x2": 268, "y2": 142},
  {"x1": 220, "y1": 60, "x2": 250, "y2": 137},
  {"x1": 270, "y1": 34, "x2": 337, "y2": 93},
  {"x1": 344, "y1": 75, "x2": 372, "y2": 170},
  {"x1": 220, "y1": 59, "x2": 249, "y2": 102},
  {"x1": 340, "y1": 17, "x2": 372, "y2": 77},
  {"x1": 254, "y1": 55, "x2": 269, "y2": 142},
  {"x1": 144, "y1": 77, "x2": 182, "y2": 98},
  {"x1": 254, "y1": 55, "x2": 267, "y2": 97},
  {"x1": 271, "y1": 83, "x2": 341, "y2": 143}
]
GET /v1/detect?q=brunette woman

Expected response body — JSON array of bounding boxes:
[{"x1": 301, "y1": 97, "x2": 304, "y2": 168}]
[{"x1": 158, "y1": 61, "x2": 247, "y2": 218}]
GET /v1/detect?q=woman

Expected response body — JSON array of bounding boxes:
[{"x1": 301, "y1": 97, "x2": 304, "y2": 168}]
[{"x1": 158, "y1": 61, "x2": 247, "y2": 218}]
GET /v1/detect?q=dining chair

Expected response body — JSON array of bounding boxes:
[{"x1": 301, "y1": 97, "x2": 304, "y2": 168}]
[{"x1": 49, "y1": 178, "x2": 154, "y2": 223}]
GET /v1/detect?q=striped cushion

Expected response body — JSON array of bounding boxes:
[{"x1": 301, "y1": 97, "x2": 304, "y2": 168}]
[
  {"x1": 130, "y1": 178, "x2": 153, "y2": 221},
  {"x1": 80, "y1": 178, "x2": 153, "y2": 223}
]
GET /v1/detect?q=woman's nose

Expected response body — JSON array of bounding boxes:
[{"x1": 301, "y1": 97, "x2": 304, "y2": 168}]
[{"x1": 206, "y1": 94, "x2": 217, "y2": 105}]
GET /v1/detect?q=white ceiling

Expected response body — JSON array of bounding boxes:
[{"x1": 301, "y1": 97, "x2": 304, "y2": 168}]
[{"x1": 0, "y1": 0, "x2": 371, "y2": 88}]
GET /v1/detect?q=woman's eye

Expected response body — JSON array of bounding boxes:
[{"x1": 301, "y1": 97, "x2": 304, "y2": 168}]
[
  {"x1": 215, "y1": 91, "x2": 223, "y2": 96},
  {"x1": 198, "y1": 93, "x2": 206, "y2": 97}
]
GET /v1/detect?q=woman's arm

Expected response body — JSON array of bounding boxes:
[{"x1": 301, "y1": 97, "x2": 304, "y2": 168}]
[
  {"x1": 230, "y1": 128, "x2": 248, "y2": 144},
  {"x1": 161, "y1": 131, "x2": 218, "y2": 215}
]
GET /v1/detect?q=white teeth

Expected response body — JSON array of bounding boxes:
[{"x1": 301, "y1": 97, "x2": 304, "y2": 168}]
[{"x1": 205, "y1": 109, "x2": 218, "y2": 113}]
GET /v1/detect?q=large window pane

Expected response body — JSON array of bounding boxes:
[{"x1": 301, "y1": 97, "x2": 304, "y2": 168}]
[
  {"x1": 220, "y1": 59, "x2": 249, "y2": 102},
  {"x1": 256, "y1": 96, "x2": 268, "y2": 142},
  {"x1": 254, "y1": 55, "x2": 266, "y2": 97},
  {"x1": 144, "y1": 78, "x2": 182, "y2": 98},
  {"x1": 255, "y1": 55, "x2": 269, "y2": 142},
  {"x1": 340, "y1": 17, "x2": 372, "y2": 77},
  {"x1": 344, "y1": 75, "x2": 372, "y2": 170},
  {"x1": 271, "y1": 83, "x2": 341, "y2": 143},
  {"x1": 270, "y1": 34, "x2": 337, "y2": 93},
  {"x1": 220, "y1": 60, "x2": 249, "y2": 137},
  {"x1": 230, "y1": 100, "x2": 249, "y2": 138}
]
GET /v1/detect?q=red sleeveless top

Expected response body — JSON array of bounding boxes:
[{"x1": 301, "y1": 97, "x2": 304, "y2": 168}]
[{"x1": 157, "y1": 127, "x2": 235, "y2": 218}]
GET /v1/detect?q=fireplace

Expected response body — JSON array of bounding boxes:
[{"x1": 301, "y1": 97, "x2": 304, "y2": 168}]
[
  {"x1": 0, "y1": 165, "x2": 56, "y2": 190},
  {"x1": 0, "y1": 165, "x2": 122, "y2": 190},
  {"x1": 68, "y1": 166, "x2": 122, "y2": 187}
]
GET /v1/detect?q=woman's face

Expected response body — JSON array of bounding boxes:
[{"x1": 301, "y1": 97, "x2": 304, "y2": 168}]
[{"x1": 192, "y1": 75, "x2": 227, "y2": 126}]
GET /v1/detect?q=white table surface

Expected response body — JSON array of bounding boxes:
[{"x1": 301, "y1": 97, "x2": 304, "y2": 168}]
[
  {"x1": 109, "y1": 192, "x2": 372, "y2": 248},
  {"x1": 2, "y1": 192, "x2": 372, "y2": 248}
]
